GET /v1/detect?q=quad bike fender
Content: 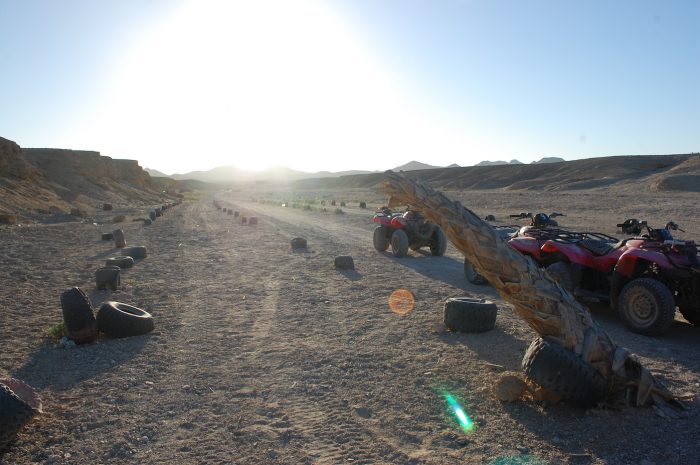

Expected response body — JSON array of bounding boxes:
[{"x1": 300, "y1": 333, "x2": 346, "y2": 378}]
[
  {"x1": 614, "y1": 248, "x2": 674, "y2": 279},
  {"x1": 540, "y1": 240, "x2": 592, "y2": 266},
  {"x1": 508, "y1": 237, "x2": 543, "y2": 260},
  {"x1": 390, "y1": 216, "x2": 407, "y2": 228}
]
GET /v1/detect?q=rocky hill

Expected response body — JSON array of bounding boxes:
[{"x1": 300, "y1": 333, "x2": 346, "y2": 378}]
[
  {"x1": 294, "y1": 153, "x2": 700, "y2": 192},
  {"x1": 0, "y1": 137, "x2": 180, "y2": 222}
]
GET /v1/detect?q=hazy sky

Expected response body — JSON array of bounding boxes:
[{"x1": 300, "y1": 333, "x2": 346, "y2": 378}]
[{"x1": 1, "y1": 0, "x2": 698, "y2": 174}]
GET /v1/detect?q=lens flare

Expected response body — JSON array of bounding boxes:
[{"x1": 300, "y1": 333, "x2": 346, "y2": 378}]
[
  {"x1": 443, "y1": 391, "x2": 475, "y2": 433},
  {"x1": 388, "y1": 289, "x2": 414, "y2": 316}
]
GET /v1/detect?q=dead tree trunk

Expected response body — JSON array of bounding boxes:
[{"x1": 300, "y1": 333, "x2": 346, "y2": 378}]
[{"x1": 378, "y1": 171, "x2": 682, "y2": 413}]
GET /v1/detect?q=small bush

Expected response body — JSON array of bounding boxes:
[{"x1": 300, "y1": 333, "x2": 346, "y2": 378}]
[
  {"x1": 47, "y1": 321, "x2": 66, "y2": 340},
  {"x1": 0, "y1": 214, "x2": 17, "y2": 224},
  {"x1": 112, "y1": 215, "x2": 127, "y2": 223},
  {"x1": 70, "y1": 207, "x2": 87, "y2": 217}
]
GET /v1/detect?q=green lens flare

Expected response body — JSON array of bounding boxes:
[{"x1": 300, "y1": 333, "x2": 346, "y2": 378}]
[{"x1": 443, "y1": 392, "x2": 475, "y2": 432}]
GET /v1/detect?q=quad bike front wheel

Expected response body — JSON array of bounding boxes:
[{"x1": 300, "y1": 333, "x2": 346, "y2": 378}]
[
  {"x1": 373, "y1": 226, "x2": 389, "y2": 252},
  {"x1": 391, "y1": 229, "x2": 409, "y2": 257},
  {"x1": 464, "y1": 258, "x2": 487, "y2": 285},
  {"x1": 545, "y1": 262, "x2": 574, "y2": 293},
  {"x1": 618, "y1": 278, "x2": 676, "y2": 336},
  {"x1": 429, "y1": 227, "x2": 447, "y2": 256}
]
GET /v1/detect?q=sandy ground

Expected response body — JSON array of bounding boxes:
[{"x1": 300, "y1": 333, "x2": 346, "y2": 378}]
[{"x1": 1, "y1": 187, "x2": 699, "y2": 465}]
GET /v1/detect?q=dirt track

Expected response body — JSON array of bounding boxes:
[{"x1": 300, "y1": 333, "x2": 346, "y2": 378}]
[{"x1": 1, "y1": 191, "x2": 699, "y2": 465}]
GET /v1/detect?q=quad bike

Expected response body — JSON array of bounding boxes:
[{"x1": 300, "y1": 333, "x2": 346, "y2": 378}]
[
  {"x1": 464, "y1": 213, "x2": 561, "y2": 284},
  {"x1": 372, "y1": 207, "x2": 447, "y2": 257},
  {"x1": 533, "y1": 221, "x2": 700, "y2": 336}
]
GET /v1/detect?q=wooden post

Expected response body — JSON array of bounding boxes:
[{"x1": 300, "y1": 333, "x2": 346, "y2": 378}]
[{"x1": 378, "y1": 171, "x2": 682, "y2": 412}]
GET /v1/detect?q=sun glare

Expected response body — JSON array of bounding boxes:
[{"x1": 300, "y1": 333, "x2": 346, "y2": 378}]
[{"x1": 69, "y1": 0, "x2": 481, "y2": 174}]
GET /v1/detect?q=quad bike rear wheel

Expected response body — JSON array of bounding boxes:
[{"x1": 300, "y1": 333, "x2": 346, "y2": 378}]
[
  {"x1": 391, "y1": 229, "x2": 409, "y2": 257},
  {"x1": 464, "y1": 258, "x2": 487, "y2": 285},
  {"x1": 373, "y1": 226, "x2": 389, "y2": 252},
  {"x1": 618, "y1": 278, "x2": 676, "y2": 336},
  {"x1": 430, "y1": 227, "x2": 447, "y2": 256}
]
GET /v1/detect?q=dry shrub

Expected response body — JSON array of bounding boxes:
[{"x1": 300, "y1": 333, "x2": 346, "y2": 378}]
[
  {"x1": 112, "y1": 215, "x2": 126, "y2": 223},
  {"x1": 0, "y1": 214, "x2": 17, "y2": 224}
]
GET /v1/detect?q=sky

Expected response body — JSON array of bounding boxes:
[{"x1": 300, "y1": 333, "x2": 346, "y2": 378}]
[{"x1": 1, "y1": 0, "x2": 698, "y2": 175}]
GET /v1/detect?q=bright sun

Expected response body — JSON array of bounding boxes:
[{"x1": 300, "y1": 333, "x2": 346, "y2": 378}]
[{"x1": 77, "y1": 0, "x2": 473, "y2": 174}]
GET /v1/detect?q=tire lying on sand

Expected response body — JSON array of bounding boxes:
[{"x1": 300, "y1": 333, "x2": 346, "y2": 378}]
[
  {"x1": 149, "y1": 211, "x2": 157, "y2": 221},
  {"x1": 95, "y1": 266, "x2": 120, "y2": 291},
  {"x1": 522, "y1": 337, "x2": 608, "y2": 407},
  {"x1": 249, "y1": 217, "x2": 259, "y2": 225},
  {"x1": 122, "y1": 246, "x2": 147, "y2": 260},
  {"x1": 101, "y1": 233, "x2": 113, "y2": 241},
  {"x1": 443, "y1": 297, "x2": 497, "y2": 333},
  {"x1": 464, "y1": 258, "x2": 488, "y2": 285},
  {"x1": 0, "y1": 378, "x2": 42, "y2": 452},
  {"x1": 105, "y1": 256, "x2": 134, "y2": 268},
  {"x1": 291, "y1": 237, "x2": 307, "y2": 249},
  {"x1": 60, "y1": 287, "x2": 98, "y2": 344},
  {"x1": 334, "y1": 255, "x2": 355, "y2": 270},
  {"x1": 96, "y1": 302, "x2": 154, "y2": 338}
]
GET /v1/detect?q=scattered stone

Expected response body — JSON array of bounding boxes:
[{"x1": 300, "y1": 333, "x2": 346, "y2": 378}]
[
  {"x1": 354, "y1": 406, "x2": 372, "y2": 419},
  {"x1": 494, "y1": 373, "x2": 528, "y2": 402}
]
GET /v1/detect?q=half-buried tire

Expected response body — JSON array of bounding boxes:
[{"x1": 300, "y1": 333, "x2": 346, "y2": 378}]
[
  {"x1": 97, "y1": 302, "x2": 154, "y2": 338},
  {"x1": 522, "y1": 337, "x2": 608, "y2": 408},
  {"x1": 443, "y1": 297, "x2": 497, "y2": 333},
  {"x1": 60, "y1": 287, "x2": 98, "y2": 344},
  {"x1": 291, "y1": 237, "x2": 307, "y2": 249},
  {"x1": 106, "y1": 256, "x2": 134, "y2": 268},
  {"x1": 122, "y1": 246, "x2": 147, "y2": 260},
  {"x1": 95, "y1": 266, "x2": 120, "y2": 291},
  {"x1": 0, "y1": 379, "x2": 42, "y2": 452}
]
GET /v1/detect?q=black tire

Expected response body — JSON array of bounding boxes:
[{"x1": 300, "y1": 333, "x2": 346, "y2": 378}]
[
  {"x1": 249, "y1": 217, "x2": 258, "y2": 225},
  {"x1": 60, "y1": 287, "x2": 98, "y2": 344},
  {"x1": 359, "y1": 202, "x2": 367, "y2": 209},
  {"x1": 101, "y1": 233, "x2": 113, "y2": 241},
  {"x1": 143, "y1": 218, "x2": 152, "y2": 226},
  {"x1": 122, "y1": 246, "x2": 147, "y2": 260},
  {"x1": 106, "y1": 256, "x2": 134, "y2": 268},
  {"x1": 485, "y1": 214, "x2": 496, "y2": 221},
  {"x1": 334, "y1": 255, "x2": 355, "y2": 270},
  {"x1": 443, "y1": 298, "x2": 497, "y2": 332},
  {"x1": 291, "y1": 237, "x2": 307, "y2": 249},
  {"x1": 373, "y1": 226, "x2": 389, "y2": 252},
  {"x1": 234, "y1": 211, "x2": 240, "y2": 217},
  {"x1": 679, "y1": 306, "x2": 700, "y2": 327},
  {"x1": 391, "y1": 229, "x2": 409, "y2": 257},
  {"x1": 95, "y1": 266, "x2": 120, "y2": 291},
  {"x1": 618, "y1": 278, "x2": 676, "y2": 336},
  {"x1": 522, "y1": 337, "x2": 608, "y2": 407},
  {"x1": 149, "y1": 211, "x2": 156, "y2": 221},
  {"x1": 430, "y1": 227, "x2": 447, "y2": 256},
  {"x1": 96, "y1": 302, "x2": 154, "y2": 338},
  {"x1": 545, "y1": 262, "x2": 574, "y2": 293},
  {"x1": 155, "y1": 208, "x2": 162, "y2": 217},
  {"x1": 0, "y1": 380, "x2": 39, "y2": 452},
  {"x1": 464, "y1": 258, "x2": 488, "y2": 285}
]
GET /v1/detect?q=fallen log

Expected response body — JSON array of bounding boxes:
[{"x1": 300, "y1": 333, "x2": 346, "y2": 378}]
[{"x1": 378, "y1": 171, "x2": 683, "y2": 413}]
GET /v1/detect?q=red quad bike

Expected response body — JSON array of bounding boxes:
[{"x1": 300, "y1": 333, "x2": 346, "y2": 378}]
[
  {"x1": 534, "y1": 221, "x2": 700, "y2": 336},
  {"x1": 372, "y1": 207, "x2": 447, "y2": 258}
]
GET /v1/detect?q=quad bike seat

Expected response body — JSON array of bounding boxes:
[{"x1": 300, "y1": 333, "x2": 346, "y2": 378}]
[{"x1": 577, "y1": 239, "x2": 626, "y2": 256}]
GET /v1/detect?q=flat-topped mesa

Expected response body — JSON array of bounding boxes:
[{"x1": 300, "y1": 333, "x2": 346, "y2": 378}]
[
  {"x1": 0, "y1": 137, "x2": 37, "y2": 180},
  {"x1": 377, "y1": 170, "x2": 685, "y2": 414},
  {"x1": 23, "y1": 148, "x2": 152, "y2": 188}
]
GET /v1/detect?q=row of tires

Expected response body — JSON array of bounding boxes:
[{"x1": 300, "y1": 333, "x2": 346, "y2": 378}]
[
  {"x1": 443, "y1": 298, "x2": 606, "y2": 407},
  {"x1": 213, "y1": 201, "x2": 259, "y2": 224}
]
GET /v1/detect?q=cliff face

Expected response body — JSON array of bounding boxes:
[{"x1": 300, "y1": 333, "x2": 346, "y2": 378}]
[
  {"x1": 0, "y1": 137, "x2": 167, "y2": 219},
  {"x1": 0, "y1": 137, "x2": 37, "y2": 180}
]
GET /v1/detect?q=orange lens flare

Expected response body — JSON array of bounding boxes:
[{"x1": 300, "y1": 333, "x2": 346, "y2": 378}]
[{"x1": 388, "y1": 289, "x2": 415, "y2": 316}]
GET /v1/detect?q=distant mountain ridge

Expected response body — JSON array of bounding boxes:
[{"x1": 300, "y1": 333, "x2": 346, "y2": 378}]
[
  {"x1": 476, "y1": 157, "x2": 564, "y2": 166},
  {"x1": 163, "y1": 160, "x2": 460, "y2": 183}
]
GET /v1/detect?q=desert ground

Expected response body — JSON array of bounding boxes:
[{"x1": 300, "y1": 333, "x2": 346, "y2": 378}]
[{"x1": 1, "y1": 186, "x2": 699, "y2": 465}]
